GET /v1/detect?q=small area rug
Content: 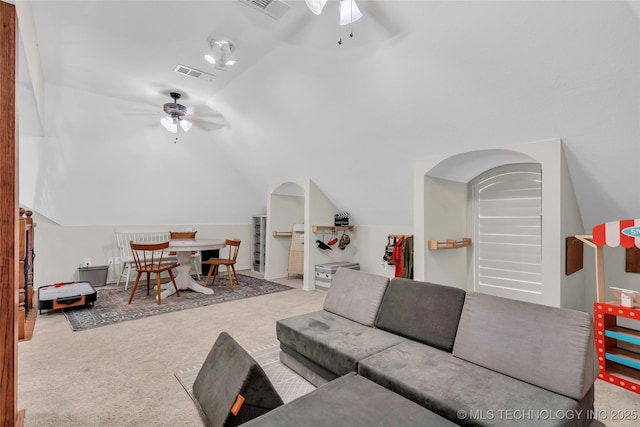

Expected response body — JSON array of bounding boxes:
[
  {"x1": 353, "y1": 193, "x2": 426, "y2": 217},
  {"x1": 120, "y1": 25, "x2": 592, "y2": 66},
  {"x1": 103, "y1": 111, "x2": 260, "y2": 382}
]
[
  {"x1": 174, "y1": 342, "x2": 316, "y2": 417},
  {"x1": 62, "y1": 274, "x2": 293, "y2": 331}
]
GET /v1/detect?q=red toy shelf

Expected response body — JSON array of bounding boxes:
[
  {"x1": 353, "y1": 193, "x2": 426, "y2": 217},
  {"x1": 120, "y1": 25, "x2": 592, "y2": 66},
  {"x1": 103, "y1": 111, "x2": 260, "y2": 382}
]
[{"x1": 594, "y1": 302, "x2": 640, "y2": 394}]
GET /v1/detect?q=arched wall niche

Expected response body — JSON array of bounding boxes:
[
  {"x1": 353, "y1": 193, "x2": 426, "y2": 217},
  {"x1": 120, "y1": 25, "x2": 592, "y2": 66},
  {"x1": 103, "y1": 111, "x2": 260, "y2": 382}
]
[
  {"x1": 413, "y1": 138, "x2": 586, "y2": 309},
  {"x1": 426, "y1": 149, "x2": 537, "y2": 183},
  {"x1": 265, "y1": 181, "x2": 306, "y2": 283},
  {"x1": 265, "y1": 179, "x2": 344, "y2": 291}
]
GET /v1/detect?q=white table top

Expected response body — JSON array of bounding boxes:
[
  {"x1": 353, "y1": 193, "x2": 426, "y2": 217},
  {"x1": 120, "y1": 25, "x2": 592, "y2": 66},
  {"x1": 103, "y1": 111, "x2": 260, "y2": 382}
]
[{"x1": 167, "y1": 238, "x2": 226, "y2": 252}]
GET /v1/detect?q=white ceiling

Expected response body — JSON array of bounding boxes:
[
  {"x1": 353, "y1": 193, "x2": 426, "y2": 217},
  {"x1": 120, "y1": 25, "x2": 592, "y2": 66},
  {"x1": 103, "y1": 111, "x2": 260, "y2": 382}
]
[{"x1": 13, "y1": 0, "x2": 640, "y2": 229}]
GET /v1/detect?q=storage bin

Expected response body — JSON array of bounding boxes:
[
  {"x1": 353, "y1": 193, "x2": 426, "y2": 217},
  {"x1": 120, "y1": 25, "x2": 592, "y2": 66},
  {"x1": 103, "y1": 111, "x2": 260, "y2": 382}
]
[
  {"x1": 77, "y1": 265, "x2": 109, "y2": 287},
  {"x1": 314, "y1": 261, "x2": 360, "y2": 292}
]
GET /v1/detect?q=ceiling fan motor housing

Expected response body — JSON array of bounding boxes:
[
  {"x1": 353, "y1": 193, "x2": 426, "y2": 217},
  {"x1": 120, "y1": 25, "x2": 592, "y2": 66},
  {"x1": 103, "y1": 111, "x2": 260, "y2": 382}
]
[{"x1": 164, "y1": 92, "x2": 187, "y2": 117}]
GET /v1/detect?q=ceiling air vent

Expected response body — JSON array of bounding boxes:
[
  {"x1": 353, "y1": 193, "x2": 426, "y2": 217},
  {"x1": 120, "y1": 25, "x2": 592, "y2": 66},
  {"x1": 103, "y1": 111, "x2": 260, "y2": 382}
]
[
  {"x1": 173, "y1": 64, "x2": 216, "y2": 82},
  {"x1": 238, "y1": 0, "x2": 290, "y2": 20}
]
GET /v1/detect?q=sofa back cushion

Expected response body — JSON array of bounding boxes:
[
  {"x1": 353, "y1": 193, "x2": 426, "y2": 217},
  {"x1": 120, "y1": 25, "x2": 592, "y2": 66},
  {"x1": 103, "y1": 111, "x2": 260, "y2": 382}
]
[
  {"x1": 323, "y1": 268, "x2": 390, "y2": 326},
  {"x1": 452, "y1": 292, "x2": 596, "y2": 400},
  {"x1": 374, "y1": 278, "x2": 466, "y2": 352}
]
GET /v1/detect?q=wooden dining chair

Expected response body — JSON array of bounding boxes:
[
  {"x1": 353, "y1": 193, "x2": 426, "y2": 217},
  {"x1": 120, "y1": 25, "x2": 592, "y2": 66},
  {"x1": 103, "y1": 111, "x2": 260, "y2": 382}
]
[
  {"x1": 203, "y1": 238, "x2": 241, "y2": 291},
  {"x1": 128, "y1": 241, "x2": 180, "y2": 305}
]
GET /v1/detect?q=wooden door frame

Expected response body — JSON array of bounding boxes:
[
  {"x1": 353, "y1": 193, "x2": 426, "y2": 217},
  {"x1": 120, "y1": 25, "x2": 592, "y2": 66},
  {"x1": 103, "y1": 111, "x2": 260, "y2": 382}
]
[{"x1": 0, "y1": 1, "x2": 19, "y2": 425}]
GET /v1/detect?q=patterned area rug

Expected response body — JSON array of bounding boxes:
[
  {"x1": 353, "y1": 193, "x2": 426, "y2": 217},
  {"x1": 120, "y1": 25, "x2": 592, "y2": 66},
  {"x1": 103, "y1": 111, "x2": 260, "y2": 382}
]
[
  {"x1": 174, "y1": 341, "x2": 316, "y2": 420},
  {"x1": 62, "y1": 274, "x2": 294, "y2": 331}
]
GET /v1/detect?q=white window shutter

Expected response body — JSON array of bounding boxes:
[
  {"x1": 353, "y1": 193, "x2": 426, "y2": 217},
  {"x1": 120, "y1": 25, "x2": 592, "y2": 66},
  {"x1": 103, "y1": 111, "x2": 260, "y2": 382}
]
[{"x1": 471, "y1": 164, "x2": 542, "y2": 296}]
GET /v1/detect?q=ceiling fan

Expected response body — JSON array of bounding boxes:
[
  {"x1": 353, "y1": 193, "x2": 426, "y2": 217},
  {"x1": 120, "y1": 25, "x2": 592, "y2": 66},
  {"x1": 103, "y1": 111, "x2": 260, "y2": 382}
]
[
  {"x1": 256, "y1": 0, "x2": 404, "y2": 46},
  {"x1": 160, "y1": 92, "x2": 192, "y2": 133},
  {"x1": 148, "y1": 91, "x2": 226, "y2": 134}
]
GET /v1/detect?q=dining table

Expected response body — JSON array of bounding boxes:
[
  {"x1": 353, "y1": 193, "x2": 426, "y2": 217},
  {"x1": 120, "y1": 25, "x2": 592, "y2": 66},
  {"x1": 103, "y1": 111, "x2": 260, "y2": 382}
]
[{"x1": 161, "y1": 238, "x2": 226, "y2": 300}]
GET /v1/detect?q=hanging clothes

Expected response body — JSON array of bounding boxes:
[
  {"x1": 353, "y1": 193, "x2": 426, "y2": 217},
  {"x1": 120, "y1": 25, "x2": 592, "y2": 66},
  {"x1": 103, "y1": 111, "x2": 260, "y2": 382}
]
[
  {"x1": 402, "y1": 235, "x2": 414, "y2": 279},
  {"x1": 392, "y1": 236, "x2": 406, "y2": 278},
  {"x1": 383, "y1": 236, "x2": 396, "y2": 265}
]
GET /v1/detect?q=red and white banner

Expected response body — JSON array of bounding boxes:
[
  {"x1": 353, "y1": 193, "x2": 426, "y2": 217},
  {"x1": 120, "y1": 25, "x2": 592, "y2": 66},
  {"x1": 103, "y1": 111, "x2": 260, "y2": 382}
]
[{"x1": 592, "y1": 219, "x2": 640, "y2": 248}]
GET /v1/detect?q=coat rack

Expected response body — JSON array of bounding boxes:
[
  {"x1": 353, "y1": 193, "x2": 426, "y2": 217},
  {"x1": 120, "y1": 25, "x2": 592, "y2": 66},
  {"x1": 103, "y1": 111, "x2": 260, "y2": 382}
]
[{"x1": 388, "y1": 234, "x2": 412, "y2": 239}]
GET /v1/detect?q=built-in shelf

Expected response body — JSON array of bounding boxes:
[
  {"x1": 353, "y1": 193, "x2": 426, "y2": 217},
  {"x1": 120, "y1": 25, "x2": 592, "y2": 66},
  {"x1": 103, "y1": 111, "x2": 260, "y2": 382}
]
[
  {"x1": 312, "y1": 225, "x2": 355, "y2": 233},
  {"x1": 272, "y1": 231, "x2": 293, "y2": 237},
  {"x1": 428, "y1": 238, "x2": 472, "y2": 250},
  {"x1": 252, "y1": 216, "x2": 267, "y2": 274}
]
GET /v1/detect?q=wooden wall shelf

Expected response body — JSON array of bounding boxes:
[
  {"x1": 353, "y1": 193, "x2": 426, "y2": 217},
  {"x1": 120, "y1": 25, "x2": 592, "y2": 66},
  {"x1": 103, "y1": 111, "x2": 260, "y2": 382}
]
[
  {"x1": 312, "y1": 225, "x2": 355, "y2": 233},
  {"x1": 272, "y1": 231, "x2": 293, "y2": 237},
  {"x1": 388, "y1": 234, "x2": 412, "y2": 239},
  {"x1": 428, "y1": 238, "x2": 472, "y2": 250}
]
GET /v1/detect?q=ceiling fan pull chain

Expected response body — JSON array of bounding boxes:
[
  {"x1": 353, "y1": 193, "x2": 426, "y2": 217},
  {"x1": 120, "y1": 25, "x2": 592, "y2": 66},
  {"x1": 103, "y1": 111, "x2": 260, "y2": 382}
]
[{"x1": 350, "y1": 0, "x2": 354, "y2": 38}]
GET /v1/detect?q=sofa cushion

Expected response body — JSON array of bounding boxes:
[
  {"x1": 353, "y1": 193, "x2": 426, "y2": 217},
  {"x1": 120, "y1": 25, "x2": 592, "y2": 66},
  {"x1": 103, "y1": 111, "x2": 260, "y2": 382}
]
[
  {"x1": 359, "y1": 340, "x2": 587, "y2": 426},
  {"x1": 241, "y1": 372, "x2": 457, "y2": 427},
  {"x1": 452, "y1": 292, "x2": 596, "y2": 400},
  {"x1": 277, "y1": 310, "x2": 405, "y2": 376},
  {"x1": 375, "y1": 278, "x2": 466, "y2": 352},
  {"x1": 322, "y1": 268, "x2": 389, "y2": 326},
  {"x1": 192, "y1": 332, "x2": 284, "y2": 427}
]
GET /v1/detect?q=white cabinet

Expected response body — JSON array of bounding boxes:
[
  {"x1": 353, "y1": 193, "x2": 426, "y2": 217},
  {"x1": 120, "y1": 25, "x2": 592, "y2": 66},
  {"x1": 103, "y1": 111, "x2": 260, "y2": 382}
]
[{"x1": 252, "y1": 216, "x2": 267, "y2": 273}]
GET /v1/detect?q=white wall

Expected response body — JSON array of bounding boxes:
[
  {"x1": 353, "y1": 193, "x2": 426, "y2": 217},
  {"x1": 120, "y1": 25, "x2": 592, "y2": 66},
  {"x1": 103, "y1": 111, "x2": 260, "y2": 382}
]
[
  {"x1": 30, "y1": 211, "x2": 252, "y2": 288},
  {"x1": 304, "y1": 180, "x2": 343, "y2": 290},
  {"x1": 353, "y1": 225, "x2": 414, "y2": 280},
  {"x1": 559, "y1": 147, "x2": 588, "y2": 311},
  {"x1": 423, "y1": 177, "x2": 469, "y2": 289}
]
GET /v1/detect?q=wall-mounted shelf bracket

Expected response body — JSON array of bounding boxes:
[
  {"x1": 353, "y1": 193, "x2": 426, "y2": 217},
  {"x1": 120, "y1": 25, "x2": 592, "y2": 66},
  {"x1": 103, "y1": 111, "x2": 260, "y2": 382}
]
[
  {"x1": 388, "y1": 234, "x2": 412, "y2": 239},
  {"x1": 312, "y1": 225, "x2": 355, "y2": 233},
  {"x1": 428, "y1": 237, "x2": 472, "y2": 250}
]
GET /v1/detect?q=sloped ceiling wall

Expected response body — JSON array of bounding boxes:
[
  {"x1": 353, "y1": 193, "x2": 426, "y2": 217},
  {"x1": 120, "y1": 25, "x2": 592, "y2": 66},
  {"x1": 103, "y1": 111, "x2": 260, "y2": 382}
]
[{"x1": 16, "y1": 1, "x2": 640, "y2": 228}]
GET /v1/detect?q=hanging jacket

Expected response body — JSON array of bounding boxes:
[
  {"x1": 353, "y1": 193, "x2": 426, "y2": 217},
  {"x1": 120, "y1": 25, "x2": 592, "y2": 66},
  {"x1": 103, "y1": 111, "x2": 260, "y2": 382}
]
[
  {"x1": 402, "y1": 235, "x2": 414, "y2": 279},
  {"x1": 392, "y1": 236, "x2": 406, "y2": 278}
]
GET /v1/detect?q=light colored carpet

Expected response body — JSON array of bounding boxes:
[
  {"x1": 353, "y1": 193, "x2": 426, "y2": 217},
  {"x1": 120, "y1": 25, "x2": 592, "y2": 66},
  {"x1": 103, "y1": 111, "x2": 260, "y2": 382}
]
[
  {"x1": 18, "y1": 272, "x2": 324, "y2": 427},
  {"x1": 17, "y1": 270, "x2": 640, "y2": 426},
  {"x1": 174, "y1": 341, "x2": 316, "y2": 420}
]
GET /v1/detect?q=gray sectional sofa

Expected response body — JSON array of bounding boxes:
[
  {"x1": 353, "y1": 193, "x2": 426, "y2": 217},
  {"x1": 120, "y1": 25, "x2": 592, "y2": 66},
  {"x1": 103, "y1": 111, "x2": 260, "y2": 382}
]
[{"x1": 275, "y1": 268, "x2": 598, "y2": 426}]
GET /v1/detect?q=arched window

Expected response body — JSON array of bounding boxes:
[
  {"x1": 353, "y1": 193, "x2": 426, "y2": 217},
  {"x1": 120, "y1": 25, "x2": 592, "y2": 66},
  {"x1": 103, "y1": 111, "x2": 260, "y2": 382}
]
[{"x1": 470, "y1": 163, "x2": 542, "y2": 298}]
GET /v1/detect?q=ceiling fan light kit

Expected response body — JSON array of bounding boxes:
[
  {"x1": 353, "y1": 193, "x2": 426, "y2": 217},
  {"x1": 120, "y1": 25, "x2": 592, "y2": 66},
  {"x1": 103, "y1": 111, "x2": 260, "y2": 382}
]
[
  {"x1": 304, "y1": 0, "x2": 363, "y2": 44},
  {"x1": 339, "y1": 0, "x2": 362, "y2": 26},
  {"x1": 305, "y1": 0, "x2": 328, "y2": 15}
]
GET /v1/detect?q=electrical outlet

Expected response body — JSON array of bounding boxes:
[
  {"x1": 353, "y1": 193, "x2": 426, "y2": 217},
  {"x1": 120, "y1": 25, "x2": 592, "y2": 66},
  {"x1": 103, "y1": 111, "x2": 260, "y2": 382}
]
[
  {"x1": 115, "y1": 257, "x2": 121, "y2": 265},
  {"x1": 84, "y1": 258, "x2": 91, "y2": 267}
]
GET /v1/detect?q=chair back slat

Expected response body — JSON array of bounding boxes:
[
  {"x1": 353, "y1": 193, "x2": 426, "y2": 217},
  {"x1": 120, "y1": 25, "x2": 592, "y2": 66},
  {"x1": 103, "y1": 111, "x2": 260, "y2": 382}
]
[
  {"x1": 225, "y1": 238, "x2": 241, "y2": 262},
  {"x1": 115, "y1": 229, "x2": 171, "y2": 261},
  {"x1": 130, "y1": 241, "x2": 171, "y2": 271}
]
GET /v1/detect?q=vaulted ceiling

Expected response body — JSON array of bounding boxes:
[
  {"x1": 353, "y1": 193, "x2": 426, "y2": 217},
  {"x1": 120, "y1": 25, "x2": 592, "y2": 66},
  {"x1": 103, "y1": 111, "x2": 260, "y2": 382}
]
[{"x1": 13, "y1": 0, "x2": 640, "y2": 229}]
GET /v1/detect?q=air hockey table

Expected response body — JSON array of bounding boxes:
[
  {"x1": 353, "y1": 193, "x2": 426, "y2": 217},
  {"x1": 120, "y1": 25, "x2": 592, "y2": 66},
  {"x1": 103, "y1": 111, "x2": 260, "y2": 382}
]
[{"x1": 38, "y1": 281, "x2": 97, "y2": 313}]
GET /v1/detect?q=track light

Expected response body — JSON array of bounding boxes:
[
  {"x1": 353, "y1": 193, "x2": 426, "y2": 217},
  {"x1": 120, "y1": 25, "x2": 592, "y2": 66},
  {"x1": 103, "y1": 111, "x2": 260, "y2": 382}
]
[
  {"x1": 204, "y1": 39, "x2": 237, "y2": 69},
  {"x1": 220, "y1": 41, "x2": 236, "y2": 66},
  {"x1": 204, "y1": 47, "x2": 217, "y2": 65}
]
